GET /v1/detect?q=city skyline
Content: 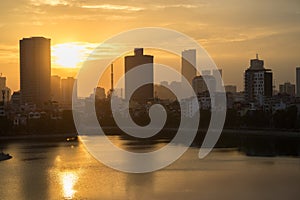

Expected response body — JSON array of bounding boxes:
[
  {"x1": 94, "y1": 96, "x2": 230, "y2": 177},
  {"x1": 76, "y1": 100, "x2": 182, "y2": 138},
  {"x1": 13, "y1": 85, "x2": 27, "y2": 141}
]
[
  {"x1": 9, "y1": 38, "x2": 299, "y2": 114},
  {"x1": 2, "y1": 38, "x2": 300, "y2": 99},
  {"x1": 0, "y1": 0, "x2": 299, "y2": 92},
  {"x1": 1, "y1": 41, "x2": 299, "y2": 94}
]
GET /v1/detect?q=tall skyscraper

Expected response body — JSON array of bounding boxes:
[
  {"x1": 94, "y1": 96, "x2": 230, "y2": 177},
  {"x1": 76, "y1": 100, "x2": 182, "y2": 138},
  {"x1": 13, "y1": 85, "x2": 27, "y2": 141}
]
[
  {"x1": 297, "y1": 67, "x2": 300, "y2": 97},
  {"x1": 181, "y1": 49, "x2": 196, "y2": 85},
  {"x1": 61, "y1": 77, "x2": 75, "y2": 109},
  {"x1": 20, "y1": 37, "x2": 51, "y2": 106},
  {"x1": 125, "y1": 48, "x2": 154, "y2": 102},
  {"x1": 51, "y1": 75, "x2": 61, "y2": 102},
  {"x1": 244, "y1": 55, "x2": 273, "y2": 104},
  {"x1": 212, "y1": 69, "x2": 223, "y2": 92}
]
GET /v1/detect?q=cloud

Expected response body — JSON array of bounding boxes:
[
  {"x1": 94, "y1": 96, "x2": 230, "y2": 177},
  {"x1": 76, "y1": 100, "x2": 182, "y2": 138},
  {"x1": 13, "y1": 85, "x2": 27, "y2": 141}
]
[
  {"x1": 81, "y1": 4, "x2": 144, "y2": 11},
  {"x1": 154, "y1": 4, "x2": 200, "y2": 9},
  {"x1": 0, "y1": 44, "x2": 19, "y2": 62},
  {"x1": 30, "y1": 0, "x2": 69, "y2": 6},
  {"x1": 105, "y1": 15, "x2": 136, "y2": 21}
]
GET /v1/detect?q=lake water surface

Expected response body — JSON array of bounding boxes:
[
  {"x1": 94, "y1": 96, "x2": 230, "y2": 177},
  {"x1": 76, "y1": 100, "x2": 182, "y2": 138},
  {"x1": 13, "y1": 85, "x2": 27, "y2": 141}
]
[{"x1": 0, "y1": 136, "x2": 300, "y2": 200}]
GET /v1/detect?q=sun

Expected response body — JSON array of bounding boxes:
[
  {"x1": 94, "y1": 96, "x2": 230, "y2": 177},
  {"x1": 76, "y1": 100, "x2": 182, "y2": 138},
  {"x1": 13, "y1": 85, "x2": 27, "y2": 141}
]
[{"x1": 52, "y1": 43, "x2": 87, "y2": 68}]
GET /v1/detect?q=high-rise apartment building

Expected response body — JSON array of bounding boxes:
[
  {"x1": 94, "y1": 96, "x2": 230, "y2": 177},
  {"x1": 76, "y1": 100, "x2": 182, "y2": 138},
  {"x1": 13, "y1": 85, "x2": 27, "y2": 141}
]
[
  {"x1": 95, "y1": 87, "x2": 106, "y2": 100},
  {"x1": 296, "y1": 67, "x2": 300, "y2": 97},
  {"x1": 225, "y1": 85, "x2": 237, "y2": 93},
  {"x1": 0, "y1": 76, "x2": 6, "y2": 89},
  {"x1": 61, "y1": 77, "x2": 75, "y2": 109},
  {"x1": 192, "y1": 75, "x2": 216, "y2": 95},
  {"x1": 212, "y1": 69, "x2": 223, "y2": 92},
  {"x1": 125, "y1": 48, "x2": 153, "y2": 102},
  {"x1": 51, "y1": 75, "x2": 61, "y2": 102},
  {"x1": 279, "y1": 82, "x2": 295, "y2": 96},
  {"x1": 244, "y1": 55, "x2": 273, "y2": 104},
  {"x1": 181, "y1": 49, "x2": 196, "y2": 85},
  {"x1": 0, "y1": 75, "x2": 11, "y2": 103},
  {"x1": 20, "y1": 37, "x2": 51, "y2": 106}
]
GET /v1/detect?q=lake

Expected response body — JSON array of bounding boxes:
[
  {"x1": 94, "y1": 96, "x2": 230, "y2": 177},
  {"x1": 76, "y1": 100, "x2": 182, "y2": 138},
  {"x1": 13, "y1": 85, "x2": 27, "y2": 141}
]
[{"x1": 0, "y1": 136, "x2": 300, "y2": 200}]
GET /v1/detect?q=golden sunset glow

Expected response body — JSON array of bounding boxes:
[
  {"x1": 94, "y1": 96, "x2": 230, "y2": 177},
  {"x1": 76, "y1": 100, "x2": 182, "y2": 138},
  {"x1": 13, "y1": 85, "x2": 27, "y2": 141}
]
[
  {"x1": 60, "y1": 171, "x2": 78, "y2": 199},
  {"x1": 52, "y1": 43, "x2": 89, "y2": 68},
  {"x1": 0, "y1": 0, "x2": 299, "y2": 92}
]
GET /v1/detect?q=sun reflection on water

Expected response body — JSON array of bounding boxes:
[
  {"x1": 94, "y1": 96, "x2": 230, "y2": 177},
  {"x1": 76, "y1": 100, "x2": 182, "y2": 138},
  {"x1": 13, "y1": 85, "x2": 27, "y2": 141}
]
[{"x1": 60, "y1": 172, "x2": 78, "y2": 199}]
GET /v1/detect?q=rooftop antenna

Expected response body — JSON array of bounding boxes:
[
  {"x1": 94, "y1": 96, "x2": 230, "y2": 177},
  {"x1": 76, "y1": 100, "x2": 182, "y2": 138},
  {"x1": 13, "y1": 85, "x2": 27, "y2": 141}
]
[{"x1": 110, "y1": 63, "x2": 114, "y2": 92}]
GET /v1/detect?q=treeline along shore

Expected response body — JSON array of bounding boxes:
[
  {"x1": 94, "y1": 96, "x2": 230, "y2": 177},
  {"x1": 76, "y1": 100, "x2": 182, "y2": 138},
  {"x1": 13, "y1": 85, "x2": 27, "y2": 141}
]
[
  {"x1": 2, "y1": 125, "x2": 299, "y2": 157},
  {"x1": 102, "y1": 127, "x2": 300, "y2": 157},
  {"x1": 1, "y1": 106, "x2": 300, "y2": 157}
]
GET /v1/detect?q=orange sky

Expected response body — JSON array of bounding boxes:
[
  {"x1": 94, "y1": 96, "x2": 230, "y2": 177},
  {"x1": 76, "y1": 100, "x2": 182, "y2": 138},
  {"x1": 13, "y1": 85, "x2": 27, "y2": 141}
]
[{"x1": 0, "y1": 0, "x2": 300, "y2": 93}]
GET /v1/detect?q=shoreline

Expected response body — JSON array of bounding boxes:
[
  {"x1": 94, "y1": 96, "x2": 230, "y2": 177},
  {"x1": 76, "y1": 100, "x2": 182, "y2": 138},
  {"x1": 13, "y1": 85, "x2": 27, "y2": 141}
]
[
  {"x1": 0, "y1": 133, "x2": 78, "y2": 140},
  {"x1": 0, "y1": 128, "x2": 299, "y2": 157},
  {"x1": 0, "y1": 128, "x2": 299, "y2": 140}
]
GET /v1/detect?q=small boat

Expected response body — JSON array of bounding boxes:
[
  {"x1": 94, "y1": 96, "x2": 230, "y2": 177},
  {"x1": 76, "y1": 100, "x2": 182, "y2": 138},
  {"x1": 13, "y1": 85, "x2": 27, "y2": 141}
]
[
  {"x1": 66, "y1": 136, "x2": 78, "y2": 142},
  {"x1": 0, "y1": 152, "x2": 12, "y2": 161}
]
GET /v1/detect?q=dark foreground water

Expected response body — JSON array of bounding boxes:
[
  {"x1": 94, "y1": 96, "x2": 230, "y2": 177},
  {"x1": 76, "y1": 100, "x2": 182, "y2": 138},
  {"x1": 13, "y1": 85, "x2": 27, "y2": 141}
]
[{"x1": 0, "y1": 136, "x2": 300, "y2": 200}]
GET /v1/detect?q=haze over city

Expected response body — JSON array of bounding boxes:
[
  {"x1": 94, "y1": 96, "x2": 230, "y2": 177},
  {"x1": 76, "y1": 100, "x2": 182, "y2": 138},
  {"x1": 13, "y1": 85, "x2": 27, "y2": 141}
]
[{"x1": 0, "y1": 0, "x2": 300, "y2": 92}]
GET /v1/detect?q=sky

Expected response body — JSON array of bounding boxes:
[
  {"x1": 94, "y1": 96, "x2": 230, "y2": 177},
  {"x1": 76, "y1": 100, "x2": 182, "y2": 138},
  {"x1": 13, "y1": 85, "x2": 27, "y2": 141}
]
[{"x1": 0, "y1": 0, "x2": 299, "y2": 92}]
